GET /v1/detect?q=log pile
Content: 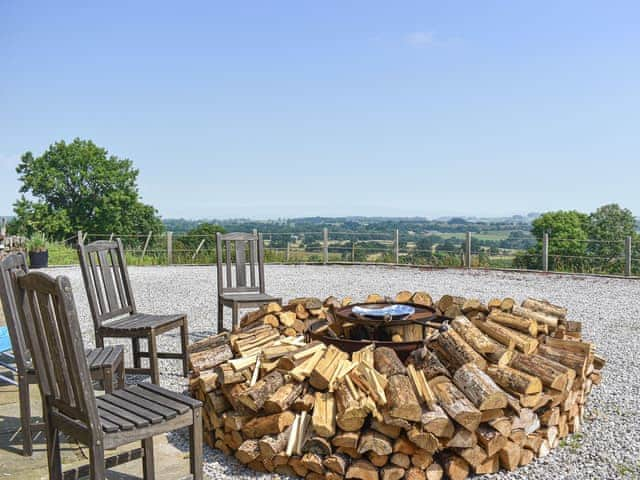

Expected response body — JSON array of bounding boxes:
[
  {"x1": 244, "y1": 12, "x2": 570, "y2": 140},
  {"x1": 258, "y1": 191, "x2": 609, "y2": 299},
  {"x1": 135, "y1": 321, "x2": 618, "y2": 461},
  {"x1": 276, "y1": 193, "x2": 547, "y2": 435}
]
[{"x1": 189, "y1": 293, "x2": 604, "y2": 480}]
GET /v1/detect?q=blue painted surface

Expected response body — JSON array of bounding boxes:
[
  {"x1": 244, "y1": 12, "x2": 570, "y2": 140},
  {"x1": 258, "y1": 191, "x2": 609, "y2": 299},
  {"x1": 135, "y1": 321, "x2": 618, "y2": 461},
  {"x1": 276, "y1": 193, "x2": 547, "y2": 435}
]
[
  {"x1": 352, "y1": 304, "x2": 415, "y2": 317},
  {"x1": 0, "y1": 326, "x2": 11, "y2": 353}
]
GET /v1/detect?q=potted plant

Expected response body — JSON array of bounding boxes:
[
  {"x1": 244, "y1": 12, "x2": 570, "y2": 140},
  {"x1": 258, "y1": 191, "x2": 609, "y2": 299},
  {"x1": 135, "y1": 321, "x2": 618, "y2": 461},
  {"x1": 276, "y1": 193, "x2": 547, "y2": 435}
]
[{"x1": 27, "y1": 234, "x2": 49, "y2": 268}]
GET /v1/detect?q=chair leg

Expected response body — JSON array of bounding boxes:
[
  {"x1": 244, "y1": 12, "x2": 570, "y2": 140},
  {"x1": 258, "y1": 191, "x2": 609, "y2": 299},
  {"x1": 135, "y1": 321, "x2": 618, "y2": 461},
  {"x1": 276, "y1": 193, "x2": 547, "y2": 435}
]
[
  {"x1": 45, "y1": 409, "x2": 62, "y2": 480},
  {"x1": 232, "y1": 303, "x2": 239, "y2": 331},
  {"x1": 142, "y1": 437, "x2": 155, "y2": 480},
  {"x1": 190, "y1": 408, "x2": 203, "y2": 480},
  {"x1": 103, "y1": 367, "x2": 113, "y2": 394},
  {"x1": 132, "y1": 337, "x2": 141, "y2": 369},
  {"x1": 89, "y1": 441, "x2": 106, "y2": 480},
  {"x1": 18, "y1": 375, "x2": 32, "y2": 456},
  {"x1": 148, "y1": 333, "x2": 160, "y2": 385},
  {"x1": 180, "y1": 321, "x2": 189, "y2": 377},
  {"x1": 217, "y1": 299, "x2": 224, "y2": 333},
  {"x1": 96, "y1": 333, "x2": 104, "y2": 349},
  {"x1": 117, "y1": 361, "x2": 125, "y2": 389}
]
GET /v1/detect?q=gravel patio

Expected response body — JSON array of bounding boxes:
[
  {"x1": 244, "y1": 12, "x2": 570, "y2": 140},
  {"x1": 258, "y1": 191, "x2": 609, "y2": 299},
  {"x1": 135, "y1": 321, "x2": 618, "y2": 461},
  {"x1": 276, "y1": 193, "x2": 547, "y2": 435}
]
[{"x1": 3, "y1": 265, "x2": 638, "y2": 479}]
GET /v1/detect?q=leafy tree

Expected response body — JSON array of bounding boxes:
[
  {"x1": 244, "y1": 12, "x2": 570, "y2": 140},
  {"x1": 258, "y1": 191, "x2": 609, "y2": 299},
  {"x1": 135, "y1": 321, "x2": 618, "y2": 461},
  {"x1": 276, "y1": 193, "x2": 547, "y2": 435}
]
[
  {"x1": 516, "y1": 210, "x2": 589, "y2": 270},
  {"x1": 587, "y1": 204, "x2": 635, "y2": 262},
  {"x1": 13, "y1": 139, "x2": 163, "y2": 239},
  {"x1": 178, "y1": 223, "x2": 226, "y2": 250}
]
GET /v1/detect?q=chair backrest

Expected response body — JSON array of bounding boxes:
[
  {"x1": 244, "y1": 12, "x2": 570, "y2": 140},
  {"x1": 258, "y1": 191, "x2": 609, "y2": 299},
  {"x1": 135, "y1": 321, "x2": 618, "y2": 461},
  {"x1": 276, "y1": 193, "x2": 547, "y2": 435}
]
[
  {"x1": 77, "y1": 239, "x2": 137, "y2": 329},
  {"x1": 0, "y1": 253, "x2": 30, "y2": 373},
  {"x1": 16, "y1": 271, "x2": 101, "y2": 434},
  {"x1": 215, "y1": 232, "x2": 265, "y2": 294}
]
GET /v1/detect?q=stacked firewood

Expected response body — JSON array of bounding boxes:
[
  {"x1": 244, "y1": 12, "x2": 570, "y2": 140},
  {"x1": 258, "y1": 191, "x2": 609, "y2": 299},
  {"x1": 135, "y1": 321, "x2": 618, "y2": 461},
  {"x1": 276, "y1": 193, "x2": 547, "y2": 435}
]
[{"x1": 188, "y1": 293, "x2": 604, "y2": 480}]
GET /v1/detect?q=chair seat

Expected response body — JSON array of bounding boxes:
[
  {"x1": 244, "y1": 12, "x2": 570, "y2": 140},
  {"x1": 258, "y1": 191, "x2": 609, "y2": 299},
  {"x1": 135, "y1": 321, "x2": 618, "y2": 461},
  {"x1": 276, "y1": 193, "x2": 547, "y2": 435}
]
[
  {"x1": 102, "y1": 313, "x2": 186, "y2": 332},
  {"x1": 221, "y1": 293, "x2": 281, "y2": 303},
  {"x1": 85, "y1": 346, "x2": 125, "y2": 370},
  {"x1": 96, "y1": 382, "x2": 201, "y2": 433}
]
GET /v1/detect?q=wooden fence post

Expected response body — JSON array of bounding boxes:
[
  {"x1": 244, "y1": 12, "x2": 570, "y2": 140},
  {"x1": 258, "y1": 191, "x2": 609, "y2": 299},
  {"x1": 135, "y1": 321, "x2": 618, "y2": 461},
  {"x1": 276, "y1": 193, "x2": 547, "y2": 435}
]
[
  {"x1": 167, "y1": 231, "x2": 173, "y2": 265},
  {"x1": 192, "y1": 238, "x2": 206, "y2": 261},
  {"x1": 465, "y1": 232, "x2": 472, "y2": 268},
  {"x1": 625, "y1": 236, "x2": 632, "y2": 276},
  {"x1": 395, "y1": 229, "x2": 400, "y2": 264},
  {"x1": 542, "y1": 233, "x2": 549, "y2": 272},
  {"x1": 141, "y1": 231, "x2": 152, "y2": 262},
  {"x1": 323, "y1": 228, "x2": 329, "y2": 264}
]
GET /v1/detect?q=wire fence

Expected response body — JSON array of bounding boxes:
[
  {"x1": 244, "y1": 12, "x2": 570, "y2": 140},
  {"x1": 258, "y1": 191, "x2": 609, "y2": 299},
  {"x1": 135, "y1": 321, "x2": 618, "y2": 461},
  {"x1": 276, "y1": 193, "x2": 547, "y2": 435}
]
[{"x1": 21, "y1": 229, "x2": 637, "y2": 278}]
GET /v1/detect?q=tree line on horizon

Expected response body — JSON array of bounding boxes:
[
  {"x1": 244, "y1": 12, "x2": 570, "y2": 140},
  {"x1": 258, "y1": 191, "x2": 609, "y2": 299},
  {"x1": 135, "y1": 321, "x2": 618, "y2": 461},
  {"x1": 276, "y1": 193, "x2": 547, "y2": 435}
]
[{"x1": 5, "y1": 138, "x2": 639, "y2": 274}]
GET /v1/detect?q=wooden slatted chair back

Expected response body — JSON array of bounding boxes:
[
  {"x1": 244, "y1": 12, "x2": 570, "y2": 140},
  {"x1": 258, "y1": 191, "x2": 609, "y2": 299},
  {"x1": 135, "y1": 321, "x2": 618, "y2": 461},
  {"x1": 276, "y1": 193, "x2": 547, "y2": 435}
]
[
  {"x1": 77, "y1": 239, "x2": 137, "y2": 329},
  {"x1": 215, "y1": 232, "x2": 265, "y2": 294},
  {"x1": 16, "y1": 272, "x2": 101, "y2": 432},
  {"x1": 0, "y1": 253, "x2": 31, "y2": 373}
]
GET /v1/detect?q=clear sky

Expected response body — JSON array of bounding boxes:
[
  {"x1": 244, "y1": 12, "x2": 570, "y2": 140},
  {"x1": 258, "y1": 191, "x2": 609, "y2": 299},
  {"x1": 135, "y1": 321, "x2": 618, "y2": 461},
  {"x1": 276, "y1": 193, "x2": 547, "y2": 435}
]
[{"x1": 1, "y1": 1, "x2": 639, "y2": 219}]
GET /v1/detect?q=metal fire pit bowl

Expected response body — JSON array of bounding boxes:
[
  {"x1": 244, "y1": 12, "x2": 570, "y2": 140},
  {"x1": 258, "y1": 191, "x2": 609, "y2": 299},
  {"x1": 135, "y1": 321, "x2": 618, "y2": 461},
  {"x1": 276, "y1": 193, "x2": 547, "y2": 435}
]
[{"x1": 307, "y1": 302, "x2": 449, "y2": 361}]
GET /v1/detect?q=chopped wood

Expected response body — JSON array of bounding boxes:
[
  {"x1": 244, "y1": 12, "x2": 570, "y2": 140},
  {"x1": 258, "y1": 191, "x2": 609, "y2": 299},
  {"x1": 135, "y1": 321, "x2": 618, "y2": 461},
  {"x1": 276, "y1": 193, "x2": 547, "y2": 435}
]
[
  {"x1": 440, "y1": 451, "x2": 469, "y2": 480},
  {"x1": 374, "y1": 347, "x2": 407, "y2": 376},
  {"x1": 346, "y1": 459, "x2": 379, "y2": 480},
  {"x1": 453, "y1": 363, "x2": 507, "y2": 411},
  {"x1": 238, "y1": 370, "x2": 284, "y2": 411},
  {"x1": 476, "y1": 424, "x2": 507, "y2": 456},
  {"x1": 310, "y1": 345, "x2": 350, "y2": 390},
  {"x1": 312, "y1": 391, "x2": 337, "y2": 437},
  {"x1": 243, "y1": 411, "x2": 295, "y2": 438},
  {"x1": 259, "y1": 427, "x2": 291, "y2": 460},
  {"x1": 429, "y1": 376, "x2": 482, "y2": 432},
  {"x1": 385, "y1": 374, "x2": 422, "y2": 422},
  {"x1": 472, "y1": 319, "x2": 537, "y2": 354},
  {"x1": 324, "y1": 452, "x2": 349, "y2": 475},
  {"x1": 411, "y1": 291, "x2": 433, "y2": 307},
  {"x1": 487, "y1": 365, "x2": 542, "y2": 395},
  {"x1": 405, "y1": 467, "x2": 427, "y2": 480},
  {"x1": 264, "y1": 381, "x2": 304, "y2": 414},
  {"x1": 429, "y1": 327, "x2": 487, "y2": 372},
  {"x1": 521, "y1": 298, "x2": 567, "y2": 319},
  {"x1": 425, "y1": 462, "x2": 444, "y2": 480},
  {"x1": 450, "y1": 316, "x2": 497, "y2": 354},
  {"x1": 358, "y1": 430, "x2": 393, "y2": 456},
  {"x1": 381, "y1": 466, "x2": 405, "y2": 480},
  {"x1": 488, "y1": 311, "x2": 538, "y2": 337},
  {"x1": 189, "y1": 343, "x2": 233, "y2": 372},
  {"x1": 407, "y1": 347, "x2": 450, "y2": 380},
  {"x1": 236, "y1": 439, "x2": 261, "y2": 464}
]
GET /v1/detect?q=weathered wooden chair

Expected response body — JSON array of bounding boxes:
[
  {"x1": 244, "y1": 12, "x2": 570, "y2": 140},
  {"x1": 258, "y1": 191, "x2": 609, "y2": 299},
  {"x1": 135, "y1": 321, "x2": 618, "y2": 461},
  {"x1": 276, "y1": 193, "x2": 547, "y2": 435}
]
[
  {"x1": 215, "y1": 232, "x2": 282, "y2": 332},
  {"x1": 77, "y1": 239, "x2": 189, "y2": 384},
  {"x1": 0, "y1": 252, "x2": 125, "y2": 456},
  {"x1": 16, "y1": 271, "x2": 203, "y2": 480}
]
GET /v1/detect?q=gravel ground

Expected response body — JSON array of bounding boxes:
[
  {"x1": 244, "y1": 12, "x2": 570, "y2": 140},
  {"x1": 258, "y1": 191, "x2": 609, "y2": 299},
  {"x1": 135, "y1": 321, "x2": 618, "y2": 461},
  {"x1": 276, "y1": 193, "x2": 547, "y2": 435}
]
[{"x1": 46, "y1": 264, "x2": 640, "y2": 480}]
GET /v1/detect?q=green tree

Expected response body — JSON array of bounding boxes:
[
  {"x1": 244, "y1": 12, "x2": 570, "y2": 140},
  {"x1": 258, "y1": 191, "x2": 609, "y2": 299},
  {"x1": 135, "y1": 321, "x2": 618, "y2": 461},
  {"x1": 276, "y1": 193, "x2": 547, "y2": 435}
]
[
  {"x1": 13, "y1": 139, "x2": 163, "y2": 239},
  {"x1": 516, "y1": 210, "x2": 589, "y2": 270},
  {"x1": 587, "y1": 204, "x2": 636, "y2": 270}
]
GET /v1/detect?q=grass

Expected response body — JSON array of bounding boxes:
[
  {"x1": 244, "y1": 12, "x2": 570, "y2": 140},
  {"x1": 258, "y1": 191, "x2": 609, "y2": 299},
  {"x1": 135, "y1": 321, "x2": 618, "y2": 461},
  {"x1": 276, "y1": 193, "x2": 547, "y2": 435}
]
[{"x1": 429, "y1": 230, "x2": 514, "y2": 241}]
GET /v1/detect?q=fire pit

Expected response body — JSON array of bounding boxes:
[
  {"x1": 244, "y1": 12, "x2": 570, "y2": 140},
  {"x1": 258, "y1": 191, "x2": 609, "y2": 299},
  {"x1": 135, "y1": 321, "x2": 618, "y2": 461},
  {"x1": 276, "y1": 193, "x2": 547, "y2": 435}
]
[
  {"x1": 308, "y1": 301, "x2": 448, "y2": 360},
  {"x1": 188, "y1": 292, "x2": 605, "y2": 480}
]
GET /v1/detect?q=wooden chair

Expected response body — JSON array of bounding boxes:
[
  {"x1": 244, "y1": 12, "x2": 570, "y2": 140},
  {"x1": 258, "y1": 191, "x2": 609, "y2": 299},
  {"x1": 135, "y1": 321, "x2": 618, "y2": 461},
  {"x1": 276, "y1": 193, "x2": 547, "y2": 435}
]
[
  {"x1": 15, "y1": 271, "x2": 203, "y2": 480},
  {"x1": 0, "y1": 252, "x2": 125, "y2": 456},
  {"x1": 77, "y1": 239, "x2": 189, "y2": 384},
  {"x1": 216, "y1": 232, "x2": 282, "y2": 332}
]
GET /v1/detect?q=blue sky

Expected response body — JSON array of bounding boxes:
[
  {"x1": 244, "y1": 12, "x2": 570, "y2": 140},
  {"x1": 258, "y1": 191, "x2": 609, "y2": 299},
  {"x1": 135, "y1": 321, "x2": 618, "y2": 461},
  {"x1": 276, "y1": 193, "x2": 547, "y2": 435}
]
[{"x1": 1, "y1": 1, "x2": 639, "y2": 219}]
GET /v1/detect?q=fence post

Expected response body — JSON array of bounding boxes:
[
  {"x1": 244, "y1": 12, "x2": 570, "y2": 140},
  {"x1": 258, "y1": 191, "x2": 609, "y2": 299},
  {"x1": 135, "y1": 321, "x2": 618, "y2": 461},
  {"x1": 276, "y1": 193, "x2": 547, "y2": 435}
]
[
  {"x1": 192, "y1": 238, "x2": 206, "y2": 262},
  {"x1": 395, "y1": 229, "x2": 400, "y2": 264},
  {"x1": 141, "y1": 231, "x2": 152, "y2": 262},
  {"x1": 323, "y1": 228, "x2": 329, "y2": 264},
  {"x1": 286, "y1": 242, "x2": 290, "y2": 262},
  {"x1": 167, "y1": 231, "x2": 173, "y2": 265},
  {"x1": 252, "y1": 229, "x2": 258, "y2": 261},
  {"x1": 625, "y1": 236, "x2": 632, "y2": 276},
  {"x1": 465, "y1": 232, "x2": 472, "y2": 268},
  {"x1": 542, "y1": 233, "x2": 549, "y2": 272}
]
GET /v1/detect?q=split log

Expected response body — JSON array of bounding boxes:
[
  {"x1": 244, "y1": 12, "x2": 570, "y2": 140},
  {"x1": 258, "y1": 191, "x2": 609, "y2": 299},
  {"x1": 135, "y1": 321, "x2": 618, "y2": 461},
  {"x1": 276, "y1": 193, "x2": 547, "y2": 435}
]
[
  {"x1": 346, "y1": 459, "x2": 379, "y2": 480},
  {"x1": 189, "y1": 343, "x2": 233, "y2": 372},
  {"x1": 264, "y1": 381, "x2": 304, "y2": 414},
  {"x1": 324, "y1": 452, "x2": 349, "y2": 475},
  {"x1": 259, "y1": 427, "x2": 291, "y2": 460},
  {"x1": 385, "y1": 374, "x2": 422, "y2": 422},
  {"x1": 303, "y1": 436, "x2": 333, "y2": 456},
  {"x1": 312, "y1": 391, "x2": 337, "y2": 437},
  {"x1": 407, "y1": 428, "x2": 439, "y2": 452},
  {"x1": 407, "y1": 364, "x2": 437, "y2": 409},
  {"x1": 425, "y1": 463, "x2": 444, "y2": 480},
  {"x1": 519, "y1": 448, "x2": 535, "y2": 466},
  {"x1": 381, "y1": 466, "x2": 405, "y2": 480},
  {"x1": 236, "y1": 439, "x2": 261, "y2": 464},
  {"x1": 421, "y1": 406, "x2": 455, "y2": 438},
  {"x1": 474, "y1": 455, "x2": 499, "y2": 474},
  {"x1": 500, "y1": 298, "x2": 515, "y2": 312},
  {"x1": 429, "y1": 327, "x2": 487, "y2": 372},
  {"x1": 537, "y1": 343, "x2": 588, "y2": 377},
  {"x1": 411, "y1": 291, "x2": 433, "y2": 307},
  {"x1": 390, "y1": 452, "x2": 410, "y2": 468},
  {"x1": 512, "y1": 305, "x2": 559, "y2": 329},
  {"x1": 440, "y1": 452, "x2": 469, "y2": 480},
  {"x1": 405, "y1": 467, "x2": 427, "y2": 480},
  {"x1": 358, "y1": 430, "x2": 393, "y2": 456},
  {"x1": 411, "y1": 449, "x2": 433, "y2": 469},
  {"x1": 487, "y1": 416, "x2": 512, "y2": 437},
  {"x1": 407, "y1": 347, "x2": 450, "y2": 380},
  {"x1": 446, "y1": 427, "x2": 477, "y2": 449},
  {"x1": 311, "y1": 345, "x2": 349, "y2": 390},
  {"x1": 335, "y1": 376, "x2": 368, "y2": 431},
  {"x1": 450, "y1": 316, "x2": 497, "y2": 354},
  {"x1": 374, "y1": 347, "x2": 407, "y2": 376},
  {"x1": 393, "y1": 436, "x2": 417, "y2": 455},
  {"x1": 509, "y1": 353, "x2": 571, "y2": 391},
  {"x1": 429, "y1": 376, "x2": 481, "y2": 432},
  {"x1": 488, "y1": 311, "x2": 538, "y2": 337},
  {"x1": 238, "y1": 370, "x2": 284, "y2": 411},
  {"x1": 487, "y1": 365, "x2": 542, "y2": 395},
  {"x1": 472, "y1": 319, "x2": 537, "y2": 354},
  {"x1": 452, "y1": 363, "x2": 508, "y2": 411},
  {"x1": 371, "y1": 419, "x2": 401, "y2": 438},
  {"x1": 243, "y1": 411, "x2": 295, "y2": 438},
  {"x1": 499, "y1": 440, "x2": 521, "y2": 471},
  {"x1": 522, "y1": 298, "x2": 567, "y2": 319},
  {"x1": 476, "y1": 424, "x2": 507, "y2": 456},
  {"x1": 333, "y1": 431, "x2": 360, "y2": 450},
  {"x1": 456, "y1": 445, "x2": 487, "y2": 468}
]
